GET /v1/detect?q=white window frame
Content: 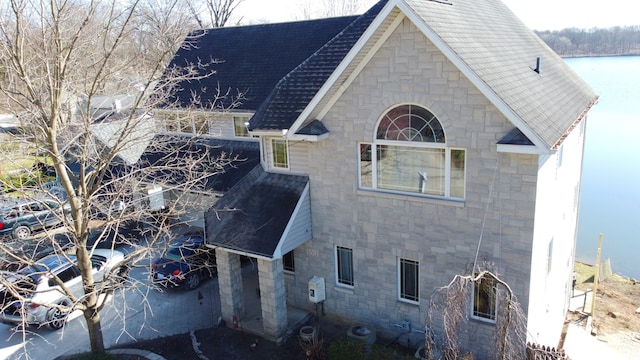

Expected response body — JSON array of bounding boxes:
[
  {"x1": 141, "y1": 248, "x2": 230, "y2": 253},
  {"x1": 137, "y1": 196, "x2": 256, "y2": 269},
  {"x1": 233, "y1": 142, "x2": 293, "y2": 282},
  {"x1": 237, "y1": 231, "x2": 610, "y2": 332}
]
[
  {"x1": 335, "y1": 246, "x2": 354, "y2": 287},
  {"x1": 358, "y1": 104, "x2": 465, "y2": 200},
  {"x1": 398, "y1": 258, "x2": 419, "y2": 303},
  {"x1": 471, "y1": 274, "x2": 497, "y2": 323},
  {"x1": 271, "y1": 138, "x2": 289, "y2": 169},
  {"x1": 233, "y1": 116, "x2": 250, "y2": 137}
]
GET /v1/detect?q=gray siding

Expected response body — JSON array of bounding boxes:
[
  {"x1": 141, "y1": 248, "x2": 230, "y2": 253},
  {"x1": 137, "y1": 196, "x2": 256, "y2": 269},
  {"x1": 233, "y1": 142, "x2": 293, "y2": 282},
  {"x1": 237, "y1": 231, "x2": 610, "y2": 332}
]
[{"x1": 278, "y1": 182, "x2": 313, "y2": 256}]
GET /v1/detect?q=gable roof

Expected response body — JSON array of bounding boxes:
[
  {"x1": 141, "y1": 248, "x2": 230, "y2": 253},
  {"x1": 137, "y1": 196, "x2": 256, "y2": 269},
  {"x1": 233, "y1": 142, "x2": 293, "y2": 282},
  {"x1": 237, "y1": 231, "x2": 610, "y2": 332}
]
[
  {"x1": 162, "y1": 16, "x2": 357, "y2": 111},
  {"x1": 249, "y1": 0, "x2": 596, "y2": 151},
  {"x1": 206, "y1": 169, "x2": 310, "y2": 258},
  {"x1": 166, "y1": 0, "x2": 597, "y2": 151}
]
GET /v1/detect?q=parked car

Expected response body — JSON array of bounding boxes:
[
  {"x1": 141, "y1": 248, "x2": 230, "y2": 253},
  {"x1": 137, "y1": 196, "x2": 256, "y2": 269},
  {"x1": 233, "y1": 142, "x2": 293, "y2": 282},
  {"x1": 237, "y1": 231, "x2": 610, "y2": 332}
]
[
  {"x1": 0, "y1": 197, "x2": 67, "y2": 240},
  {"x1": 52, "y1": 221, "x2": 145, "y2": 250},
  {"x1": 91, "y1": 197, "x2": 136, "y2": 221},
  {"x1": 151, "y1": 234, "x2": 215, "y2": 291},
  {"x1": 0, "y1": 249, "x2": 125, "y2": 329}
]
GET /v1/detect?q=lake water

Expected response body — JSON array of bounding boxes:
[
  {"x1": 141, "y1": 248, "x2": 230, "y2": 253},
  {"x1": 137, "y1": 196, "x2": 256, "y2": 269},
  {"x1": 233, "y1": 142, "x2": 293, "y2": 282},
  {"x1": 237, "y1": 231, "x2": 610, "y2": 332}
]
[{"x1": 565, "y1": 56, "x2": 640, "y2": 279}]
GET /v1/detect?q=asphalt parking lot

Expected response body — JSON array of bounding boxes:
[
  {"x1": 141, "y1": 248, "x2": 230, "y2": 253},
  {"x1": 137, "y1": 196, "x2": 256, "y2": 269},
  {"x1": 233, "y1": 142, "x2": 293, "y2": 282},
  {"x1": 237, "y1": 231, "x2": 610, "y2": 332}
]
[{"x1": 0, "y1": 229, "x2": 223, "y2": 360}]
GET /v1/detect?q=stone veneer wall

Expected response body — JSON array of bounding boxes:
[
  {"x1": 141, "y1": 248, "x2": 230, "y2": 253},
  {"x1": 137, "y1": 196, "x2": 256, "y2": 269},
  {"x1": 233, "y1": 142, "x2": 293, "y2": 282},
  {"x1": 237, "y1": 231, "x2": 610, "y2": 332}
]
[{"x1": 283, "y1": 19, "x2": 541, "y2": 359}]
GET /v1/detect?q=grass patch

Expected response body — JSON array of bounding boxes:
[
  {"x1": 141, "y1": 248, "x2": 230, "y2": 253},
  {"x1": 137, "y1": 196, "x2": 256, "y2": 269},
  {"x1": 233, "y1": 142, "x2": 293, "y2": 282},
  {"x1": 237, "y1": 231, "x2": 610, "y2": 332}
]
[
  {"x1": 327, "y1": 336, "x2": 414, "y2": 360},
  {"x1": 574, "y1": 261, "x2": 633, "y2": 291}
]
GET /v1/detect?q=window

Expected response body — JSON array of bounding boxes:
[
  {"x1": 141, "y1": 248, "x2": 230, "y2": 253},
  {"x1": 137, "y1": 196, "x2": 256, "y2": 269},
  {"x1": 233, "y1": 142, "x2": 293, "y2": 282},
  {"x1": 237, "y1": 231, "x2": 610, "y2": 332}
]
[
  {"x1": 547, "y1": 238, "x2": 554, "y2": 274},
  {"x1": 233, "y1": 116, "x2": 250, "y2": 137},
  {"x1": 49, "y1": 267, "x2": 80, "y2": 286},
  {"x1": 193, "y1": 115, "x2": 209, "y2": 135},
  {"x1": 399, "y1": 258, "x2": 419, "y2": 302},
  {"x1": 335, "y1": 246, "x2": 354, "y2": 287},
  {"x1": 359, "y1": 105, "x2": 465, "y2": 199},
  {"x1": 472, "y1": 274, "x2": 497, "y2": 321},
  {"x1": 283, "y1": 251, "x2": 295, "y2": 272},
  {"x1": 272, "y1": 139, "x2": 289, "y2": 169}
]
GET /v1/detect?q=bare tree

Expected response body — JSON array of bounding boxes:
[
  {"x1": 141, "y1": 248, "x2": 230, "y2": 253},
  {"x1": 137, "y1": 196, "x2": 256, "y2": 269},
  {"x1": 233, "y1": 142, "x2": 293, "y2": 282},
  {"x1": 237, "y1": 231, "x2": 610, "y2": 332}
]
[
  {"x1": 0, "y1": 0, "x2": 242, "y2": 355},
  {"x1": 186, "y1": 0, "x2": 245, "y2": 28},
  {"x1": 132, "y1": 0, "x2": 202, "y2": 71},
  {"x1": 425, "y1": 266, "x2": 528, "y2": 359},
  {"x1": 298, "y1": 0, "x2": 371, "y2": 20}
]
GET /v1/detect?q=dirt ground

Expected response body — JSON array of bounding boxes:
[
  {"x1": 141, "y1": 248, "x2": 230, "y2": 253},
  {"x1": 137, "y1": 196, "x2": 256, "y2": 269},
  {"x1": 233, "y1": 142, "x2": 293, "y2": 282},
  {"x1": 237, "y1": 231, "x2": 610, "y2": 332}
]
[
  {"x1": 566, "y1": 262, "x2": 640, "y2": 340},
  {"x1": 111, "y1": 318, "x2": 382, "y2": 360}
]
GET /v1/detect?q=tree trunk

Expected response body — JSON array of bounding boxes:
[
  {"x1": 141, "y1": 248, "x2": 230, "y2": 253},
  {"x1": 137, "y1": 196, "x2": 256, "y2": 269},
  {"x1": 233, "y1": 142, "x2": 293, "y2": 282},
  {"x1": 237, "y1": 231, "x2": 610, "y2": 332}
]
[
  {"x1": 76, "y1": 241, "x2": 106, "y2": 353},
  {"x1": 85, "y1": 307, "x2": 105, "y2": 353}
]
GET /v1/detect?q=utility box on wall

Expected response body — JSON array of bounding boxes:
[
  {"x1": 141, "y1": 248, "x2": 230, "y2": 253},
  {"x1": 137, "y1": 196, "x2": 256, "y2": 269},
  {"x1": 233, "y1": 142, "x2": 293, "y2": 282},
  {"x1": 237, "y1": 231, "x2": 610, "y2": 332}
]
[{"x1": 308, "y1": 276, "x2": 326, "y2": 303}]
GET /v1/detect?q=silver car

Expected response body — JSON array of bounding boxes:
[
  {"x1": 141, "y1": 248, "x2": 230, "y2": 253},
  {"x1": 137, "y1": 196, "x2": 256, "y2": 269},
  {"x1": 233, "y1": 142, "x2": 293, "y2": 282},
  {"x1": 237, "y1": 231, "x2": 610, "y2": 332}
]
[{"x1": 0, "y1": 249, "x2": 125, "y2": 329}]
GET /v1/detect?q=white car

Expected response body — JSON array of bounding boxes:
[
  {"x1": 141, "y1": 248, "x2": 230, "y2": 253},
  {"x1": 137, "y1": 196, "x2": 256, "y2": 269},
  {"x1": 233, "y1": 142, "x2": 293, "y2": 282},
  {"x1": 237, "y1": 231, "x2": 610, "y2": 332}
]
[{"x1": 0, "y1": 249, "x2": 125, "y2": 329}]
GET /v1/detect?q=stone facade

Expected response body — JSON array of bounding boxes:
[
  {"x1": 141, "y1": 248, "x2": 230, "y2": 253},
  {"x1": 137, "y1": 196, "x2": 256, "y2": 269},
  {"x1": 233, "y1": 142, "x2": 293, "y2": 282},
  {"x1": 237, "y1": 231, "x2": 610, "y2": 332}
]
[
  {"x1": 278, "y1": 19, "x2": 578, "y2": 358},
  {"x1": 216, "y1": 249, "x2": 245, "y2": 322},
  {"x1": 257, "y1": 258, "x2": 288, "y2": 340}
]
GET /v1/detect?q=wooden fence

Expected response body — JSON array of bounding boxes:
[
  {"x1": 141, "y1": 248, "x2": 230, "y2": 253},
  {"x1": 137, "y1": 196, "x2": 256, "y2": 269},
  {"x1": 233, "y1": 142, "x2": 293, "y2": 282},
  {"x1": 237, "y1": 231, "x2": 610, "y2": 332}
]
[{"x1": 526, "y1": 342, "x2": 569, "y2": 360}]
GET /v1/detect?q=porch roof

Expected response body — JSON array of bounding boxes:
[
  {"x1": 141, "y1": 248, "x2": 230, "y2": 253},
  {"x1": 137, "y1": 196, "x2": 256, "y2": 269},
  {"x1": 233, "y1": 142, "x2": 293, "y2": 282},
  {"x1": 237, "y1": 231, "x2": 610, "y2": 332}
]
[{"x1": 206, "y1": 168, "x2": 311, "y2": 259}]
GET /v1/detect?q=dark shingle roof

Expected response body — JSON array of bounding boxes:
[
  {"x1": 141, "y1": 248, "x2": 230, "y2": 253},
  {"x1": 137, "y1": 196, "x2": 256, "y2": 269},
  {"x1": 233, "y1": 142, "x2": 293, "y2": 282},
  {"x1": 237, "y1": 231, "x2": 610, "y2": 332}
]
[
  {"x1": 249, "y1": 1, "x2": 388, "y2": 131},
  {"x1": 498, "y1": 128, "x2": 534, "y2": 146},
  {"x1": 207, "y1": 171, "x2": 309, "y2": 258},
  {"x1": 138, "y1": 135, "x2": 260, "y2": 192},
  {"x1": 162, "y1": 16, "x2": 358, "y2": 111}
]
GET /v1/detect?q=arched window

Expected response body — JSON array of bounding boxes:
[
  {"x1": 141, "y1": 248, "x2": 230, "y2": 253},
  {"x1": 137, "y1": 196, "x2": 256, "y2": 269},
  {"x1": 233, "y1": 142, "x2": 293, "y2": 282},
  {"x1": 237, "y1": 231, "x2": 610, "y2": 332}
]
[
  {"x1": 376, "y1": 105, "x2": 445, "y2": 143},
  {"x1": 359, "y1": 105, "x2": 465, "y2": 199}
]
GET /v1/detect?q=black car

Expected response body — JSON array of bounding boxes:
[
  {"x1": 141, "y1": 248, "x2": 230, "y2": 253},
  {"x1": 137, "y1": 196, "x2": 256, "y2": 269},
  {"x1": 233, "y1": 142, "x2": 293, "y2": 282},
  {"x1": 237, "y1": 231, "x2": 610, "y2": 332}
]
[{"x1": 151, "y1": 234, "x2": 215, "y2": 290}]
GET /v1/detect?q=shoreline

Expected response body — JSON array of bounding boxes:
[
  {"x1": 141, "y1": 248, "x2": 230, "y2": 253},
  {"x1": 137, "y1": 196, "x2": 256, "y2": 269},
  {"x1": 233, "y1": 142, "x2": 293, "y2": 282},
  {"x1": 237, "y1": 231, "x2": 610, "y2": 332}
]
[
  {"x1": 561, "y1": 53, "x2": 640, "y2": 59},
  {"x1": 575, "y1": 260, "x2": 638, "y2": 283}
]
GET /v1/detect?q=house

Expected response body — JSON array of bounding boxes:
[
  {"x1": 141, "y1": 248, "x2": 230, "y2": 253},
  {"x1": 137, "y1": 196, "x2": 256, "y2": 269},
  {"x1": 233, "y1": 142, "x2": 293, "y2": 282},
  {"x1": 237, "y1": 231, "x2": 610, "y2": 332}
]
[{"x1": 161, "y1": 0, "x2": 597, "y2": 357}]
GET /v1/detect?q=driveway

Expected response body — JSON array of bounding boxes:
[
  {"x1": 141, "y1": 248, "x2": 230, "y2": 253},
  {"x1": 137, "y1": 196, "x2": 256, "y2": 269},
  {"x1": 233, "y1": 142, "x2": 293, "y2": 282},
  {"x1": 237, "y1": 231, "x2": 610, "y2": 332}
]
[{"x1": 0, "y1": 246, "x2": 222, "y2": 360}]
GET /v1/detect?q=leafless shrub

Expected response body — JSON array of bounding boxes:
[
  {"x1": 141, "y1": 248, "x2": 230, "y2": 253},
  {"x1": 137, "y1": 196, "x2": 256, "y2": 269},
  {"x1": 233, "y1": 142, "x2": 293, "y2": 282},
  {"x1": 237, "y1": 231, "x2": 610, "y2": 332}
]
[{"x1": 425, "y1": 267, "x2": 528, "y2": 360}]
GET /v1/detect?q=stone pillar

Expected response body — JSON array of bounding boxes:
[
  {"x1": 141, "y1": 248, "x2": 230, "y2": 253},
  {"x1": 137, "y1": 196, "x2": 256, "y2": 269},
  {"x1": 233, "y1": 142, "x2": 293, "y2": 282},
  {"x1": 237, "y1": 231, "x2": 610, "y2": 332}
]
[
  {"x1": 257, "y1": 257, "x2": 288, "y2": 340},
  {"x1": 216, "y1": 248, "x2": 244, "y2": 325}
]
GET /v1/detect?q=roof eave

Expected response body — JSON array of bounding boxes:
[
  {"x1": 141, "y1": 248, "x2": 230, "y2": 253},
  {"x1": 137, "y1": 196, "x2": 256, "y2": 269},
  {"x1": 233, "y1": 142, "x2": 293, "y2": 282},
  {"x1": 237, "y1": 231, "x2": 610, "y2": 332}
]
[
  {"x1": 551, "y1": 96, "x2": 599, "y2": 150},
  {"x1": 250, "y1": 129, "x2": 286, "y2": 137},
  {"x1": 288, "y1": 133, "x2": 329, "y2": 142},
  {"x1": 287, "y1": 0, "x2": 399, "y2": 136},
  {"x1": 496, "y1": 144, "x2": 547, "y2": 155}
]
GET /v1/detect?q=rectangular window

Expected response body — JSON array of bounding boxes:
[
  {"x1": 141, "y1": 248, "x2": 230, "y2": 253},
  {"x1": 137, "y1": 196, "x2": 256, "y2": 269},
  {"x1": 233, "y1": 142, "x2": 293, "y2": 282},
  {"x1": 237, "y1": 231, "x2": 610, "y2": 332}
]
[
  {"x1": 336, "y1": 246, "x2": 354, "y2": 287},
  {"x1": 283, "y1": 251, "x2": 295, "y2": 272},
  {"x1": 233, "y1": 116, "x2": 250, "y2": 137},
  {"x1": 547, "y1": 239, "x2": 554, "y2": 274},
  {"x1": 399, "y1": 258, "x2": 419, "y2": 302},
  {"x1": 193, "y1": 115, "x2": 208, "y2": 135},
  {"x1": 377, "y1": 146, "x2": 445, "y2": 195},
  {"x1": 178, "y1": 117, "x2": 192, "y2": 133},
  {"x1": 358, "y1": 143, "x2": 465, "y2": 199},
  {"x1": 272, "y1": 139, "x2": 289, "y2": 169},
  {"x1": 164, "y1": 113, "x2": 179, "y2": 132},
  {"x1": 359, "y1": 143, "x2": 373, "y2": 187},
  {"x1": 450, "y1": 149, "x2": 466, "y2": 198},
  {"x1": 472, "y1": 275, "x2": 497, "y2": 322}
]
